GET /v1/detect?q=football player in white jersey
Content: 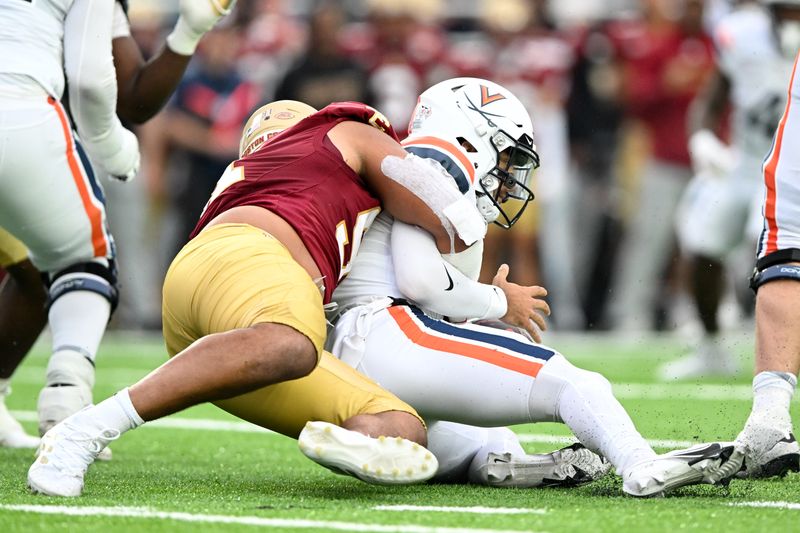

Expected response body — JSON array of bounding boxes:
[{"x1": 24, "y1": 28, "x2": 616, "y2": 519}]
[
  {"x1": 734, "y1": 45, "x2": 800, "y2": 477},
  {"x1": 327, "y1": 78, "x2": 744, "y2": 496},
  {"x1": 664, "y1": 0, "x2": 800, "y2": 380},
  {"x1": 0, "y1": 0, "x2": 236, "y2": 448}
]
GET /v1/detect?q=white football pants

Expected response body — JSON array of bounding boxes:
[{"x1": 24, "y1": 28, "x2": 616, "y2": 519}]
[
  {"x1": 328, "y1": 302, "x2": 656, "y2": 479},
  {"x1": 0, "y1": 88, "x2": 113, "y2": 273},
  {"x1": 758, "y1": 53, "x2": 800, "y2": 260}
]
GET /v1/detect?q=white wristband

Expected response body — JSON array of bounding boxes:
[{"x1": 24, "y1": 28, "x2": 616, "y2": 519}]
[
  {"x1": 479, "y1": 285, "x2": 508, "y2": 321},
  {"x1": 166, "y1": 17, "x2": 203, "y2": 56}
]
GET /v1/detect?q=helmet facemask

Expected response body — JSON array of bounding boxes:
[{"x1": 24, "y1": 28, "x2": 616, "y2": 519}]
[
  {"x1": 476, "y1": 130, "x2": 539, "y2": 229},
  {"x1": 406, "y1": 77, "x2": 540, "y2": 229}
]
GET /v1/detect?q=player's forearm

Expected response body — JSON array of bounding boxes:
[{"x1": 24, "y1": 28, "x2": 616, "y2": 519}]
[
  {"x1": 688, "y1": 69, "x2": 729, "y2": 135},
  {"x1": 392, "y1": 221, "x2": 506, "y2": 321},
  {"x1": 114, "y1": 38, "x2": 192, "y2": 124}
]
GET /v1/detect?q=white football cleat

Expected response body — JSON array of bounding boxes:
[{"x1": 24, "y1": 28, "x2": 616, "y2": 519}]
[
  {"x1": 658, "y1": 341, "x2": 738, "y2": 381},
  {"x1": 28, "y1": 413, "x2": 118, "y2": 497},
  {"x1": 735, "y1": 423, "x2": 800, "y2": 478},
  {"x1": 623, "y1": 442, "x2": 744, "y2": 497},
  {"x1": 298, "y1": 421, "x2": 438, "y2": 485},
  {"x1": 0, "y1": 400, "x2": 39, "y2": 448},
  {"x1": 478, "y1": 443, "x2": 611, "y2": 488}
]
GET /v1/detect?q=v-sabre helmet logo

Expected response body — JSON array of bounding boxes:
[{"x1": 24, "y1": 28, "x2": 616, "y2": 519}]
[{"x1": 480, "y1": 85, "x2": 506, "y2": 107}]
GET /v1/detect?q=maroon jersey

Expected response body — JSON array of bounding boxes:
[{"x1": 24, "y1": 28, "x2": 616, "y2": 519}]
[{"x1": 192, "y1": 102, "x2": 397, "y2": 303}]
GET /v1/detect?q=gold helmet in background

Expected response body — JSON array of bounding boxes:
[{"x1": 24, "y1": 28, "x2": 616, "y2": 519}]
[{"x1": 239, "y1": 100, "x2": 317, "y2": 157}]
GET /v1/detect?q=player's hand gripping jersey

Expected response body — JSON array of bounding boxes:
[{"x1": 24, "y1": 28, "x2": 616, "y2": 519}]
[{"x1": 192, "y1": 102, "x2": 396, "y2": 302}]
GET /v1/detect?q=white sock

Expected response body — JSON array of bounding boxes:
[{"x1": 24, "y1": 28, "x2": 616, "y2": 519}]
[
  {"x1": 747, "y1": 371, "x2": 797, "y2": 430},
  {"x1": 83, "y1": 388, "x2": 144, "y2": 435},
  {"x1": 467, "y1": 427, "x2": 526, "y2": 484},
  {"x1": 48, "y1": 284, "x2": 111, "y2": 364},
  {"x1": 0, "y1": 378, "x2": 10, "y2": 398}
]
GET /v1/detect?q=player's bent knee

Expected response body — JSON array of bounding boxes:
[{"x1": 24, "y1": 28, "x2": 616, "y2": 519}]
[
  {"x1": 750, "y1": 254, "x2": 800, "y2": 293},
  {"x1": 247, "y1": 322, "x2": 318, "y2": 381},
  {"x1": 529, "y1": 355, "x2": 613, "y2": 421},
  {"x1": 46, "y1": 259, "x2": 119, "y2": 314}
]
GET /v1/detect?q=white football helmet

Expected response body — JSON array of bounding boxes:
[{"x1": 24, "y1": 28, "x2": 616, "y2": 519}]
[{"x1": 403, "y1": 77, "x2": 539, "y2": 228}]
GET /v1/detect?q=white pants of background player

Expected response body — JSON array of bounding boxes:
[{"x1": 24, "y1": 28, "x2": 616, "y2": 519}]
[
  {"x1": 328, "y1": 300, "x2": 658, "y2": 481},
  {"x1": 676, "y1": 157, "x2": 764, "y2": 264},
  {"x1": 0, "y1": 81, "x2": 116, "y2": 423}
]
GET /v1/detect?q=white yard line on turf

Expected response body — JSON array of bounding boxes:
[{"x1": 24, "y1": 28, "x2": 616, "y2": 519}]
[
  {"x1": 0, "y1": 504, "x2": 539, "y2": 533},
  {"x1": 728, "y1": 501, "x2": 800, "y2": 510},
  {"x1": 12, "y1": 369, "x2": 782, "y2": 401},
  {"x1": 373, "y1": 506, "x2": 546, "y2": 515},
  {"x1": 9, "y1": 410, "x2": 696, "y2": 449},
  {"x1": 514, "y1": 433, "x2": 696, "y2": 449}
]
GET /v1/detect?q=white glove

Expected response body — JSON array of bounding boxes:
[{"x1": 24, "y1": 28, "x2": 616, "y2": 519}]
[
  {"x1": 166, "y1": 0, "x2": 237, "y2": 56},
  {"x1": 688, "y1": 129, "x2": 736, "y2": 178},
  {"x1": 91, "y1": 126, "x2": 141, "y2": 182}
]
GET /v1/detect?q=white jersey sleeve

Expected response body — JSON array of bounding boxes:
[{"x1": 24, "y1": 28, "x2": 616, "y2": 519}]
[
  {"x1": 112, "y1": 1, "x2": 131, "y2": 40},
  {"x1": 0, "y1": 0, "x2": 73, "y2": 98},
  {"x1": 391, "y1": 221, "x2": 506, "y2": 322},
  {"x1": 64, "y1": 0, "x2": 137, "y2": 177}
]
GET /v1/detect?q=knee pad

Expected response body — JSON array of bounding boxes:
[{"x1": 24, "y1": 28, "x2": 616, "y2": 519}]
[
  {"x1": 750, "y1": 249, "x2": 800, "y2": 293},
  {"x1": 46, "y1": 259, "x2": 119, "y2": 313}
]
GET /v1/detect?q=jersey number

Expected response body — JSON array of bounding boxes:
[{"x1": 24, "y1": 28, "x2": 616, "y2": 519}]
[
  {"x1": 201, "y1": 162, "x2": 245, "y2": 216},
  {"x1": 335, "y1": 208, "x2": 380, "y2": 279}
]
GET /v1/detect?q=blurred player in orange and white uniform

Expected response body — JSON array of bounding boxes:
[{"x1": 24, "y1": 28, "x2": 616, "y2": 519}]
[
  {"x1": 666, "y1": 0, "x2": 799, "y2": 379},
  {"x1": 0, "y1": 0, "x2": 238, "y2": 449}
]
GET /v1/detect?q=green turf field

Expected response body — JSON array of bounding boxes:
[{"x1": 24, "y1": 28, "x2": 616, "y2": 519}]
[{"x1": 1, "y1": 332, "x2": 798, "y2": 532}]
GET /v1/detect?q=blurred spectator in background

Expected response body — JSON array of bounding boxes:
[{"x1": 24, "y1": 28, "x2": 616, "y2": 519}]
[
  {"x1": 157, "y1": 23, "x2": 260, "y2": 257},
  {"x1": 606, "y1": 0, "x2": 714, "y2": 332},
  {"x1": 566, "y1": 15, "x2": 628, "y2": 329},
  {"x1": 462, "y1": 0, "x2": 583, "y2": 330},
  {"x1": 341, "y1": 0, "x2": 447, "y2": 129},
  {"x1": 274, "y1": 0, "x2": 371, "y2": 108},
  {"x1": 236, "y1": 0, "x2": 307, "y2": 94}
]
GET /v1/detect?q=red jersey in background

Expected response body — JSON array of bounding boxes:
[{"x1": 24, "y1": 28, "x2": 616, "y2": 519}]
[{"x1": 614, "y1": 19, "x2": 715, "y2": 166}]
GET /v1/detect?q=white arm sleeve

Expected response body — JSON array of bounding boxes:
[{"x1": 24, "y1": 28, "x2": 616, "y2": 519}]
[
  {"x1": 112, "y1": 2, "x2": 131, "y2": 39},
  {"x1": 64, "y1": 0, "x2": 139, "y2": 178},
  {"x1": 391, "y1": 221, "x2": 507, "y2": 321}
]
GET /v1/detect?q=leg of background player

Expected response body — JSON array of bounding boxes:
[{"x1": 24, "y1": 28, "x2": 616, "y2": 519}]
[
  {"x1": 659, "y1": 254, "x2": 738, "y2": 380},
  {"x1": 0, "y1": 260, "x2": 47, "y2": 448}
]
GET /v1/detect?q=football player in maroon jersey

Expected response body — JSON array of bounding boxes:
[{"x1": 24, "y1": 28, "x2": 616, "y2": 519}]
[{"x1": 28, "y1": 88, "x2": 541, "y2": 496}]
